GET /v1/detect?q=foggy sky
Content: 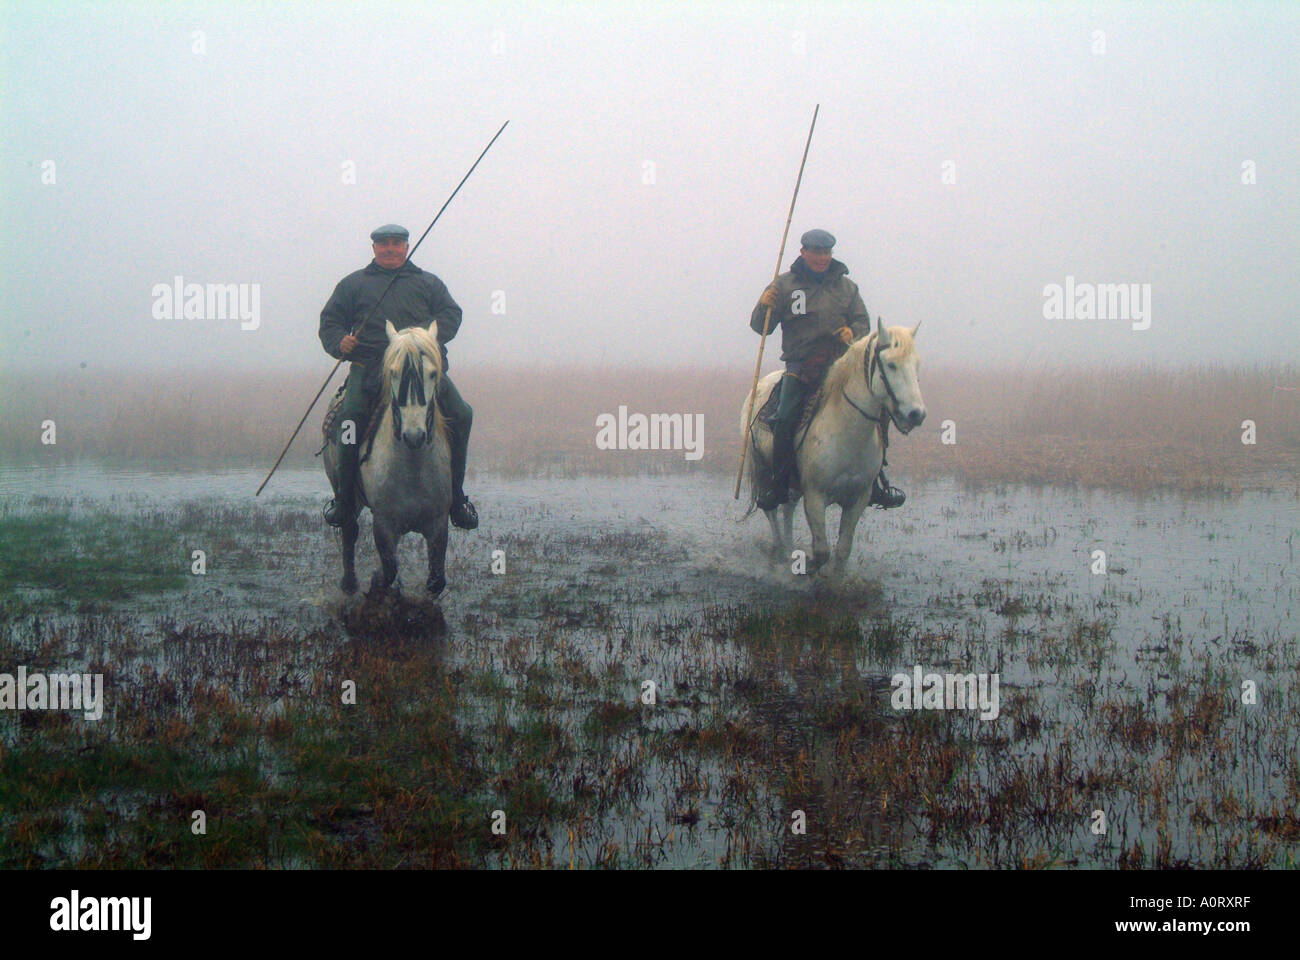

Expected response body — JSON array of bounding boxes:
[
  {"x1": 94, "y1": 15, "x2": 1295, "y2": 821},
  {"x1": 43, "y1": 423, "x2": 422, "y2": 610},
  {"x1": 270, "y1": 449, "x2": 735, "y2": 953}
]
[{"x1": 2, "y1": 0, "x2": 1297, "y2": 376}]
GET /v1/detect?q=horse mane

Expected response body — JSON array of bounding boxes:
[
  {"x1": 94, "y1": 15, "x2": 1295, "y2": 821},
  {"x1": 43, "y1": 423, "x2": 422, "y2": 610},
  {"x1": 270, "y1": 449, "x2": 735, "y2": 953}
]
[
  {"x1": 381, "y1": 325, "x2": 447, "y2": 439},
  {"x1": 815, "y1": 326, "x2": 916, "y2": 416},
  {"x1": 382, "y1": 325, "x2": 443, "y2": 377}
]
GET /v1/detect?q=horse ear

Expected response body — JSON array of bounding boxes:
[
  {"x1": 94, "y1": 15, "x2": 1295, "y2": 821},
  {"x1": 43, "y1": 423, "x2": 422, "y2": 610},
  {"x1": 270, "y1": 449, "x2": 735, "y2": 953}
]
[
  {"x1": 876, "y1": 315, "x2": 891, "y2": 346},
  {"x1": 911, "y1": 320, "x2": 921, "y2": 338},
  {"x1": 385, "y1": 319, "x2": 398, "y2": 341},
  {"x1": 429, "y1": 321, "x2": 438, "y2": 342}
]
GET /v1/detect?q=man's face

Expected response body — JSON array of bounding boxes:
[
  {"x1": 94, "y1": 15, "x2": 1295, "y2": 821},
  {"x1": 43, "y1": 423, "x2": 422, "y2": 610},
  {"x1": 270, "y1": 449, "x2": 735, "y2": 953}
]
[
  {"x1": 373, "y1": 238, "x2": 409, "y2": 269},
  {"x1": 800, "y1": 246, "x2": 832, "y2": 273}
]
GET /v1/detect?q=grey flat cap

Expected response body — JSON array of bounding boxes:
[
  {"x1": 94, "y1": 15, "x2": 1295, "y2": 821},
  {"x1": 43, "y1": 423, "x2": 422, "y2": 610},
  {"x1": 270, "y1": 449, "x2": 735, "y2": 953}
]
[
  {"x1": 370, "y1": 223, "x2": 409, "y2": 241},
  {"x1": 800, "y1": 228, "x2": 836, "y2": 250}
]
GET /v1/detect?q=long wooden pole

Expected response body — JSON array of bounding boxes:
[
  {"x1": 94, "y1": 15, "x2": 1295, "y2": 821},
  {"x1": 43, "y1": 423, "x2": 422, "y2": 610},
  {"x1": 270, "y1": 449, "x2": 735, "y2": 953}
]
[
  {"x1": 734, "y1": 104, "x2": 819, "y2": 499},
  {"x1": 255, "y1": 121, "x2": 509, "y2": 496}
]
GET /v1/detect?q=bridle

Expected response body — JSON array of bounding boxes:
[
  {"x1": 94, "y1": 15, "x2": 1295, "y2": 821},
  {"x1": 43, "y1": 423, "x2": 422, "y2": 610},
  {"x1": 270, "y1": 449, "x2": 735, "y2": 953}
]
[
  {"x1": 390, "y1": 352, "x2": 439, "y2": 443},
  {"x1": 841, "y1": 331, "x2": 913, "y2": 436}
]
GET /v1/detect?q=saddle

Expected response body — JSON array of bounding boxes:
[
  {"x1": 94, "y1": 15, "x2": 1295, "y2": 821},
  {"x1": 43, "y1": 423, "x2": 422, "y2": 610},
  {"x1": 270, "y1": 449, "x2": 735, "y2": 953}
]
[
  {"x1": 318, "y1": 385, "x2": 385, "y2": 464},
  {"x1": 754, "y1": 378, "x2": 824, "y2": 433},
  {"x1": 751, "y1": 362, "x2": 891, "y2": 468},
  {"x1": 319, "y1": 384, "x2": 347, "y2": 450},
  {"x1": 748, "y1": 379, "x2": 825, "y2": 488}
]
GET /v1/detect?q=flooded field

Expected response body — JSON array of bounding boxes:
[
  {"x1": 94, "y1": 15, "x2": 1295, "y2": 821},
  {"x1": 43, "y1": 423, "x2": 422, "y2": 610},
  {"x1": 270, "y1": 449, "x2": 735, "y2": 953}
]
[{"x1": 1, "y1": 463, "x2": 1297, "y2": 868}]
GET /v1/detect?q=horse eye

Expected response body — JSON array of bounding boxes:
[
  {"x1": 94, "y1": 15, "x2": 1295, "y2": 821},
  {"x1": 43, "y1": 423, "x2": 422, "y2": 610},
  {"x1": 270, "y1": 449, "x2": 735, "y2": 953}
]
[{"x1": 887, "y1": 361, "x2": 897, "y2": 371}]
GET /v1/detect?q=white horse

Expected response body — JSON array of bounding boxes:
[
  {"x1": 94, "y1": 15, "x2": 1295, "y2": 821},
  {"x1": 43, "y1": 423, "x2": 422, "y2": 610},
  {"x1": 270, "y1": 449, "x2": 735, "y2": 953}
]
[
  {"x1": 324, "y1": 321, "x2": 453, "y2": 597},
  {"x1": 741, "y1": 317, "x2": 926, "y2": 573}
]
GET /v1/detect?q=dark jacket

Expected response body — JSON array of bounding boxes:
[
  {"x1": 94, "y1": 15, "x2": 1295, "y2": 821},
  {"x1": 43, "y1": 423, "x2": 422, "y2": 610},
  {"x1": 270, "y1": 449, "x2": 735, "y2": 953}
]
[
  {"x1": 319, "y1": 260, "x2": 462, "y2": 387},
  {"x1": 750, "y1": 258, "x2": 870, "y2": 365}
]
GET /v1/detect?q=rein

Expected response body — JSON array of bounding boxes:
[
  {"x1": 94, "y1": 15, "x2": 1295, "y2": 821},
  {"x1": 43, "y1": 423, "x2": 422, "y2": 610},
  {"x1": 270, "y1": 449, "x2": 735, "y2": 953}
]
[
  {"x1": 752, "y1": 330, "x2": 905, "y2": 462},
  {"x1": 866, "y1": 332, "x2": 905, "y2": 414},
  {"x1": 838, "y1": 332, "x2": 899, "y2": 451}
]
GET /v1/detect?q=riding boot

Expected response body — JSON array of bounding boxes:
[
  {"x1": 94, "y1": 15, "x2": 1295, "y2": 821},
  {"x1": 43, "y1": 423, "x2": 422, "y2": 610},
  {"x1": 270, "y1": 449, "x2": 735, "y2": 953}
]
[
  {"x1": 868, "y1": 467, "x2": 906, "y2": 509},
  {"x1": 440, "y1": 377, "x2": 478, "y2": 530},
  {"x1": 324, "y1": 371, "x2": 369, "y2": 527},
  {"x1": 756, "y1": 419, "x2": 797, "y2": 511},
  {"x1": 324, "y1": 438, "x2": 359, "y2": 527},
  {"x1": 755, "y1": 373, "x2": 807, "y2": 512}
]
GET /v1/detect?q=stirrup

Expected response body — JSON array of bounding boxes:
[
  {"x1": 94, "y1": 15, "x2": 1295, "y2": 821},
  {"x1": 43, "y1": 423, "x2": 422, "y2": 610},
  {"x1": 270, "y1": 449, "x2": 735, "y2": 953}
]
[
  {"x1": 323, "y1": 498, "x2": 348, "y2": 527},
  {"x1": 755, "y1": 468, "x2": 791, "y2": 511},
  {"x1": 868, "y1": 478, "x2": 906, "y2": 509},
  {"x1": 450, "y1": 495, "x2": 479, "y2": 530}
]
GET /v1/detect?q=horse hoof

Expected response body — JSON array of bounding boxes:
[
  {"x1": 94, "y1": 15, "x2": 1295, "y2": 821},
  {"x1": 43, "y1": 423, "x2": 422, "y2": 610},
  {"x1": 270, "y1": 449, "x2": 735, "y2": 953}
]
[
  {"x1": 340, "y1": 573, "x2": 358, "y2": 595},
  {"x1": 368, "y1": 572, "x2": 391, "y2": 596},
  {"x1": 427, "y1": 575, "x2": 446, "y2": 598}
]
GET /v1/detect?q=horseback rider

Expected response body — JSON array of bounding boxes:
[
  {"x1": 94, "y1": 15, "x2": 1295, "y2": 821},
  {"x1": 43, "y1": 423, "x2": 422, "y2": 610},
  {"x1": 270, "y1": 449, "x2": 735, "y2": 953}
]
[
  {"x1": 750, "y1": 228, "x2": 905, "y2": 512},
  {"x1": 319, "y1": 224, "x2": 479, "y2": 530}
]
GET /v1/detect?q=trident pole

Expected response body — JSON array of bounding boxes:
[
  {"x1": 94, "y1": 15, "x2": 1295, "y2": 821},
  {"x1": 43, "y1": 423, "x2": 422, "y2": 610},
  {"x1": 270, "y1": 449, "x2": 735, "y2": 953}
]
[
  {"x1": 255, "y1": 120, "x2": 509, "y2": 497},
  {"x1": 734, "y1": 104, "x2": 819, "y2": 499}
]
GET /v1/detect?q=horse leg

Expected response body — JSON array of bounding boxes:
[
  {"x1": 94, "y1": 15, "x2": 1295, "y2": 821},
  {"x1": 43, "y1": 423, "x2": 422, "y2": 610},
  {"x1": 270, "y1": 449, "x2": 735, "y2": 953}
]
[
  {"x1": 833, "y1": 494, "x2": 871, "y2": 574},
  {"x1": 803, "y1": 490, "x2": 831, "y2": 571},
  {"x1": 781, "y1": 501, "x2": 796, "y2": 556},
  {"x1": 764, "y1": 507, "x2": 784, "y2": 563},
  {"x1": 424, "y1": 516, "x2": 449, "y2": 598},
  {"x1": 340, "y1": 513, "x2": 359, "y2": 594},
  {"x1": 369, "y1": 516, "x2": 400, "y2": 595}
]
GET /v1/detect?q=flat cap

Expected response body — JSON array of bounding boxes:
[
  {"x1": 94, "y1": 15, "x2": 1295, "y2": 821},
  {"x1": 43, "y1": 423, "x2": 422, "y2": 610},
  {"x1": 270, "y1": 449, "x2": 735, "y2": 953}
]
[
  {"x1": 370, "y1": 223, "x2": 409, "y2": 241},
  {"x1": 800, "y1": 228, "x2": 836, "y2": 250}
]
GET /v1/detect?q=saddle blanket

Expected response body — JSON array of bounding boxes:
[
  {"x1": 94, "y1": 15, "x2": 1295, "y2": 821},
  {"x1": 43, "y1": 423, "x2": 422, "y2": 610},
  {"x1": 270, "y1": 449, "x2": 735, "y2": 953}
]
[{"x1": 753, "y1": 378, "x2": 823, "y2": 429}]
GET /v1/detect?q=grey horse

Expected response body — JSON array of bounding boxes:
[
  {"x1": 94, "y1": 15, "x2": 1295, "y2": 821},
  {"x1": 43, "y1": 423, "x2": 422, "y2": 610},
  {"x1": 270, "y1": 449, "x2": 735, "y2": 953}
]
[
  {"x1": 742, "y1": 319, "x2": 926, "y2": 574},
  {"x1": 324, "y1": 321, "x2": 453, "y2": 597}
]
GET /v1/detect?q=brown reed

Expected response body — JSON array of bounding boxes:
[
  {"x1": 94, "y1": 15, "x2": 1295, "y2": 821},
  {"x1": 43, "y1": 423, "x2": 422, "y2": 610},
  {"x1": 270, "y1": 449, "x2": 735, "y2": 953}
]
[{"x1": 1, "y1": 362, "x2": 1295, "y2": 493}]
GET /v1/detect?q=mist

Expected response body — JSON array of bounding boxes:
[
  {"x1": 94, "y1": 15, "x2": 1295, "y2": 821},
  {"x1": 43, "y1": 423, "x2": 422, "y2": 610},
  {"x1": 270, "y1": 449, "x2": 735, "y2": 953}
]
[{"x1": 2, "y1": 0, "x2": 1297, "y2": 377}]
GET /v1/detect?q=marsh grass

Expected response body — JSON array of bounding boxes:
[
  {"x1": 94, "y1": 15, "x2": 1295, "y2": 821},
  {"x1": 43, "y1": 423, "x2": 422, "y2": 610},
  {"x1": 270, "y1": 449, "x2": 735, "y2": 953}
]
[
  {"x1": 0, "y1": 502, "x2": 308, "y2": 604},
  {"x1": 0, "y1": 511, "x2": 186, "y2": 601},
  {"x1": 0, "y1": 494, "x2": 1296, "y2": 868},
  {"x1": 0, "y1": 617, "x2": 487, "y2": 867},
  {"x1": 3, "y1": 362, "x2": 1296, "y2": 492}
]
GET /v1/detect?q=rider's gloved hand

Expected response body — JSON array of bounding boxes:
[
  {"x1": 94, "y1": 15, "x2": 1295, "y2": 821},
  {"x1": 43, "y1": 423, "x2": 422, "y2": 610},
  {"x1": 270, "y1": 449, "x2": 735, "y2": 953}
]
[
  {"x1": 339, "y1": 334, "x2": 358, "y2": 355},
  {"x1": 759, "y1": 286, "x2": 780, "y2": 308},
  {"x1": 835, "y1": 326, "x2": 854, "y2": 345}
]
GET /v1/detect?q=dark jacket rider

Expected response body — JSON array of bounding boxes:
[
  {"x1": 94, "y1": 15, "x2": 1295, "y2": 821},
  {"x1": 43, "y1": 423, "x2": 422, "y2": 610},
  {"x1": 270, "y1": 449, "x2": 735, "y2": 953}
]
[
  {"x1": 320, "y1": 223, "x2": 479, "y2": 530},
  {"x1": 750, "y1": 228, "x2": 905, "y2": 511}
]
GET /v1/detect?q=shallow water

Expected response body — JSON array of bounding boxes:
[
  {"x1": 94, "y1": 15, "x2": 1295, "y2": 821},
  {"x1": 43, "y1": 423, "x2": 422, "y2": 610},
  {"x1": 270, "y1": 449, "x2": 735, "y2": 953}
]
[
  {"x1": 3, "y1": 462, "x2": 1297, "y2": 867},
  {"x1": 3, "y1": 462, "x2": 1292, "y2": 666}
]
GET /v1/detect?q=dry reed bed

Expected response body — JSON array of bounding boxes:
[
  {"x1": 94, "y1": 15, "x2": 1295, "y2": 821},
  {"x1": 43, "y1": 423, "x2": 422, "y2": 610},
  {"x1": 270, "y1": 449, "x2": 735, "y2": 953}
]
[{"x1": 2, "y1": 364, "x2": 1295, "y2": 492}]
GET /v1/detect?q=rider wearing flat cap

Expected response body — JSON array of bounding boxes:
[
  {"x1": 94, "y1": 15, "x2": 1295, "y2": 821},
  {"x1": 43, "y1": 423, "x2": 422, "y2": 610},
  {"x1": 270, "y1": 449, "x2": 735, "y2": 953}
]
[
  {"x1": 319, "y1": 224, "x2": 479, "y2": 530},
  {"x1": 750, "y1": 228, "x2": 905, "y2": 511}
]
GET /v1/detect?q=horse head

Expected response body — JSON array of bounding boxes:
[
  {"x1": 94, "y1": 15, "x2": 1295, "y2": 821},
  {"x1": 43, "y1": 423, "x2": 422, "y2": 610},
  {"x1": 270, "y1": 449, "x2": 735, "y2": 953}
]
[
  {"x1": 866, "y1": 317, "x2": 926, "y2": 434},
  {"x1": 382, "y1": 320, "x2": 445, "y2": 449}
]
